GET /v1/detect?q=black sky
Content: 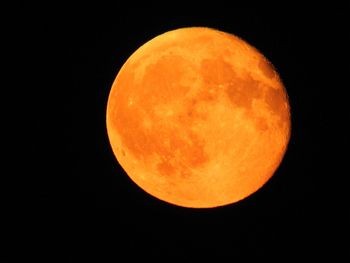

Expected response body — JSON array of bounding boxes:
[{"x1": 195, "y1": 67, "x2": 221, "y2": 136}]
[{"x1": 7, "y1": 3, "x2": 349, "y2": 261}]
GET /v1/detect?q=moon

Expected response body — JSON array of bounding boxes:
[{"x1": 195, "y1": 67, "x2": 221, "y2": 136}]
[{"x1": 106, "y1": 27, "x2": 291, "y2": 208}]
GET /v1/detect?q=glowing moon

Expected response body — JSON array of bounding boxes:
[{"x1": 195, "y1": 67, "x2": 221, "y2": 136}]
[{"x1": 106, "y1": 27, "x2": 291, "y2": 208}]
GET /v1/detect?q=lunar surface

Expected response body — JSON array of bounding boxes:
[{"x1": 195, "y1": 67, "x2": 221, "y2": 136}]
[{"x1": 106, "y1": 27, "x2": 291, "y2": 208}]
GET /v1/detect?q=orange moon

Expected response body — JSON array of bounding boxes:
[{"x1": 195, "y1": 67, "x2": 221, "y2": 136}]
[{"x1": 106, "y1": 27, "x2": 291, "y2": 208}]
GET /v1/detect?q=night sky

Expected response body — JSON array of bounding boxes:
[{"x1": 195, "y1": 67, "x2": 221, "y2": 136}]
[{"x1": 8, "y1": 3, "x2": 348, "y2": 261}]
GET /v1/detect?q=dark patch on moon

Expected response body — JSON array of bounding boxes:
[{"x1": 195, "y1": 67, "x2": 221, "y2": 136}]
[
  {"x1": 225, "y1": 72, "x2": 264, "y2": 109},
  {"x1": 199, "y1": 57, "x2": 288, "y2": 133},
  {"x1": 200, "y1": 58, "x2": 236, "y2": 86},
  {"x1": 111, "y1": 54, "x2": 211, "y2": 179},
  {"x1": 113, "y1": 101, "x2": 210, "y2": 179},
  {"x1": 254, "y1": 117, "x2": 269, "y2": 131},
  {"x1": 264, "y1": 86, "x2": 289, "y2": 128},
  {"x1": 200, "y1": 58, "x2": 265, "y2": 111},
  {"x1": 140, "y1": 54, "x2": 193, "y2": 104},
  {"x1": 258, "y1": 58, "x2": 276, "y2": 79}
]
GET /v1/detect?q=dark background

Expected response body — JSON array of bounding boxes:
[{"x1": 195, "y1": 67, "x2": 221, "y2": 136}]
[{"x1": 8, "y1": 3, "x2": 349, "y2": 261}]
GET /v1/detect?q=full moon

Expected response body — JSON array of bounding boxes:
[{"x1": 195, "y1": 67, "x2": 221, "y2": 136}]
[{"x1": 106, "y1": 27, "x2": 291, "y2": 208}]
